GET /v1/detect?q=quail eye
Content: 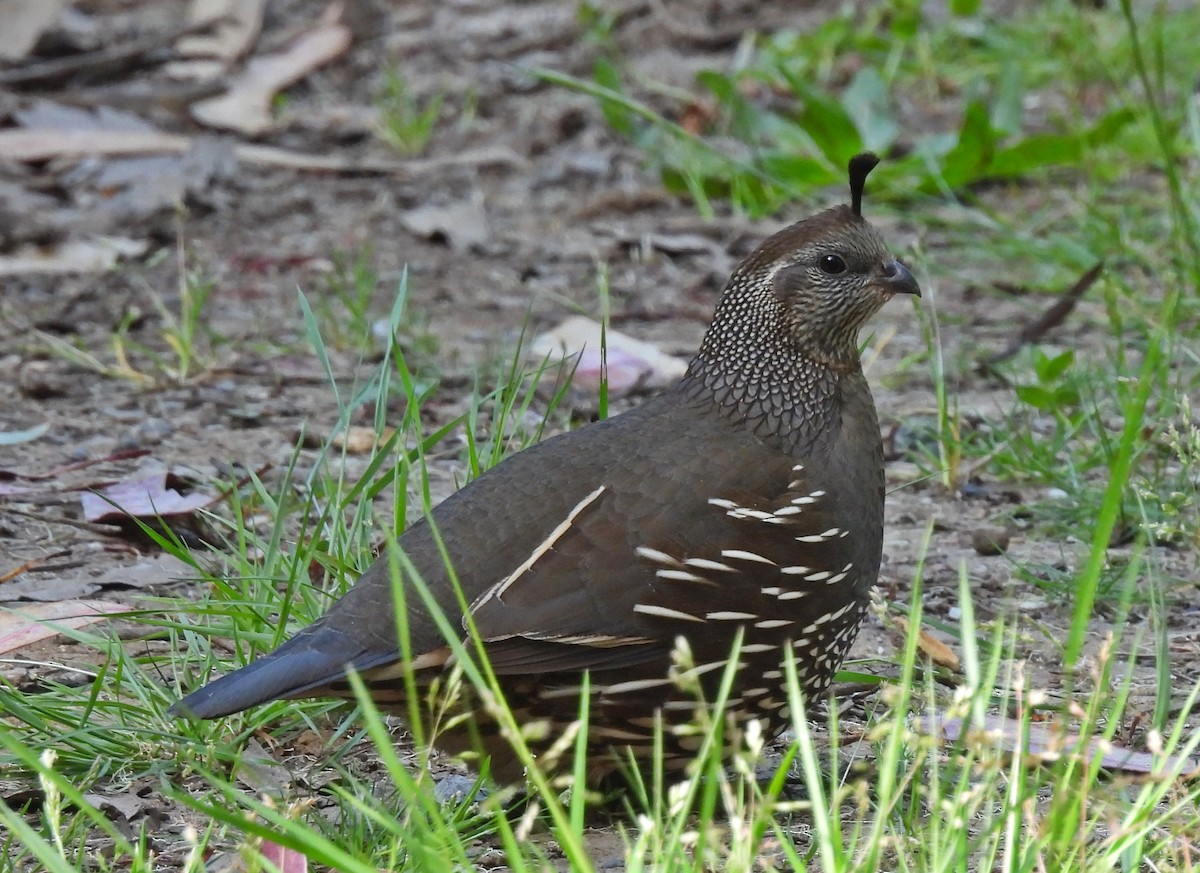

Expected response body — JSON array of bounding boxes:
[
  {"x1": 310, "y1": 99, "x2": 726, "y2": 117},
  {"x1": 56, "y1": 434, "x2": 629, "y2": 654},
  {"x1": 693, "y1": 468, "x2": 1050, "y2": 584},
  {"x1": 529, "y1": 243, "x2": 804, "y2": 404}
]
[{"x1": 819, "y1": 254, "x2": 847, "y2": 275}]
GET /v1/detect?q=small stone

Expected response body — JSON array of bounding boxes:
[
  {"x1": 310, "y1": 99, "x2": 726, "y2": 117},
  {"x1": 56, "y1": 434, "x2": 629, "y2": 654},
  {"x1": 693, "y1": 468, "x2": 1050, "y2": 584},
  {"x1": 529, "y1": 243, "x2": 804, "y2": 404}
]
[
  {"x1": 971, "y1": 525, "x2": 1011, "y2": 556},
  {"x1": 18, "y1": 360, "x2": 71, "y2": 399},
  {"x1": 434, "y1": 773, "x2": 487, "y2": 805},
  {"x1": 134, "y1": 417, "x2": 175, "y2": 444}
]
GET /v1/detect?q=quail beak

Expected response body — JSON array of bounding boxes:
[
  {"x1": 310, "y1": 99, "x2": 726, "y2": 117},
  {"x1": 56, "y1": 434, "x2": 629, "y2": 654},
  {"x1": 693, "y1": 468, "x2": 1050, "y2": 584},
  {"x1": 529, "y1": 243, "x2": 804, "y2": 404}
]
[{"x1": 878, "y1": 259, "x2": 921, "y2": 298}]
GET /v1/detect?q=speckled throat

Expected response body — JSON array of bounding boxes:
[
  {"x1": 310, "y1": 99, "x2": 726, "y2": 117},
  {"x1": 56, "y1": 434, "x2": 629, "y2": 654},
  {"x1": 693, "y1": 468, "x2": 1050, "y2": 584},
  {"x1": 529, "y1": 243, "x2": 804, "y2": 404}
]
[{"x1": 682, "y1": 312, "x2": 847, "y2": 458}]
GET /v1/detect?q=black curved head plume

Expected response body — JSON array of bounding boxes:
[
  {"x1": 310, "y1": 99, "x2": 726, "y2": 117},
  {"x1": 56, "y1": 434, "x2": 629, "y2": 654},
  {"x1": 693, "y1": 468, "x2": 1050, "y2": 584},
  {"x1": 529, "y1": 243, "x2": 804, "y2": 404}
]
[{"x1": 848, "y1": 153, "x2": 880, "y2": 217}]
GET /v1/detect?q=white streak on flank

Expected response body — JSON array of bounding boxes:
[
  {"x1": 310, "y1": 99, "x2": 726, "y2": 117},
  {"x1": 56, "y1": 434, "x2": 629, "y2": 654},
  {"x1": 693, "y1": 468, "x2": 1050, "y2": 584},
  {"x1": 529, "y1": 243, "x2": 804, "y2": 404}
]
[
  {"x1": 589, "y1": 725, "x2": 652, "y2": 741},
  {"x1": 804, "y1": 570, "x2": 832, "y2": 582},
  {"x1": 754, "y1": 509, "x2": 782, "y2": 521},
  {"x1": 800, "y1": 602, "x2": 857, "y2": 634},
  {"x1": 778, "y1": 589, "x2": 809, "y2": 600},
  {"x1": 742, "y1": 510, "x2": 785, "y2": 523},
  {"x1": 795, "y1": 528, "x2": 842, "y2": 543},
  {"x1": 363, "y1": 646, "x2": 450, "y2": 679},
  {"x1": 538, "y1": 684, "x2": 591, "y2": 699},
  {"x1": 485, "y1": 484, "x2": 607, "y2": 605},
  {"x1": 761, "y1": 669, "x2": 783, "y2": 680},
  {"x1": 773, "y1": 506, "x2": 803, "y2": 516},
  {"x1": 706, "y1": 611, "x2": 757, "y2": 621},
  {"x1": 713, "y1": 497, "x2": 791, "y2": 525},
  {"x1": 754, "y1": 619, "x2": 792, "y2": 629},
  {"x1": 633, "y1": 603, "x2": 705, "y2": 623},
  {"x1": 656, "y1": 569, "x2": 709, "y2": 583},
  {"x1": 676, "y1": 660, "x2": 731, "y2": 679},
  {"x1": 549, "y1": 633, "x2": 652, "y2": 647},
  {"x1": 661, "y1": 699, "x2": 703, "y2": 711},
  {"x1": 635, "y1": 546, "x2": 680, "y2": 566},
  {"x1": 792, "y1": 464, "x2": 805, "y2": 472},
  {"x1": 684, "y1": 557, "x2": 736, "y2": 572},
  {"x1": 825, "y1": 571, "x2": 849, "y2": 585},
  {"x1": 791, "y1": 495, "x2": 817, "y2": 505},
  {"x1": 760, "y1": 586, "x2": 782, "y2": 596},
  {"x1": 602, "y1": 677, "x2": 674, "y2": 695},
  {"x1": 809, "y1": 490, "x2": 827, "y2": 498},
  {"x1": 721, "y1": 549, "x2": 777, "y2": 565},
  {"x1": 825, "y1": 602, "x2": 856, "y2": 623},
  {"x1": 740, "y1": 643, "x2": 776, "y2": 653},
  {"x1": 780, "y1": 565, "x2": 811, "y2": 575}
]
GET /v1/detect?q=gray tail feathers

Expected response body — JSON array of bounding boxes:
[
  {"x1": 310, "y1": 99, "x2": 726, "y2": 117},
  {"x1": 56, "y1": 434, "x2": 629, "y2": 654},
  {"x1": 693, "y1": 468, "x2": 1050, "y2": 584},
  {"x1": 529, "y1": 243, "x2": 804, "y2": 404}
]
[{"x1": 168, "y1": 628, "x2": 379, "y2": 719}]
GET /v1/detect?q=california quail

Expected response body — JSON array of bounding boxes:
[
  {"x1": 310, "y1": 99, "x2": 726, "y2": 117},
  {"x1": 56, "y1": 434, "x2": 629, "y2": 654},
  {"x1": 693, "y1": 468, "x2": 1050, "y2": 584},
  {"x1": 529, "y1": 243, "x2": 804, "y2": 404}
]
[{"x1": 171, "y1": 154, "x2": 920, "y2": 784}]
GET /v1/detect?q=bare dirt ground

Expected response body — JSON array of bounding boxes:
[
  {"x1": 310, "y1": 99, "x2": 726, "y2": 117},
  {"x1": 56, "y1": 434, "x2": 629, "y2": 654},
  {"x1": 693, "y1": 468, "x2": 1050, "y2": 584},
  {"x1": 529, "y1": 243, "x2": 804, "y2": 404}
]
[{"x1": 2, "y1": 0, "x2": 1198, "y2": 865}]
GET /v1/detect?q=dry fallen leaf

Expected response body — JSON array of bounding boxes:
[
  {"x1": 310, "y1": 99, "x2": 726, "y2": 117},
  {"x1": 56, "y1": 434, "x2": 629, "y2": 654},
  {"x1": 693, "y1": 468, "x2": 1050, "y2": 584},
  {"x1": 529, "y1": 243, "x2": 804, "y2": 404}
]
[
  {"x1": 1, "y1": 553, "x2": 192, "y2": 603},
  {"x1": 0, "y1": 0, "x2": 67, "y2": 61},
  {"x1": 256, "y1": 842, "x2": 308, "y2": 873},
  {"x1": 0, "y1": 129, "x2": 191, "y2": 163},
  {"x1": 332, "y1": 425, "x2": 394, "y2": 455},
  {"x1": 80, "y1": 791, "x2": 150, "y2": 824},
  {"x1": 400, "y1": 200, "x2": 491, "y2": 252},
  {"x1": 892, "y1": 615, "x2": 961, "y2": 672},
  {"x1": 189, "y1": 6, "x2": 352, "y2": 134},
  {"x1": 918, "y1": 712, "x2": 1200, "y2": 778},
  {"x1": 235, "y1": 738, "x2": 297, "y2": 796},
  {"x1": 0, "y1": 237, "x2": 149, "y2": 276},
  {"x1": 530, "y1": 315, "x2": 688, "y2": 396},
  {"x1": 80, "y1": 469, "x2": 219, "y2": 524},
  {"x1": 174, "y1": 0, "x2": 267, "y2": 68},
  {"x1": 232, "y1": 142, "x2": 403, "y2": 174},
  {"x1": 0, "y1": 600, "x2": 135, "y2": 655}
]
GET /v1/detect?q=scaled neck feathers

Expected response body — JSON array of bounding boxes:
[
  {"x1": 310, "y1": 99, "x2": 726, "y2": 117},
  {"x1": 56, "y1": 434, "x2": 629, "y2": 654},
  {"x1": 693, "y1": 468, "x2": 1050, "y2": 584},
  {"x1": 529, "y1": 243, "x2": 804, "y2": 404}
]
[{"x1": 681, "y1": 283, "x2": 858, "y2": 457}]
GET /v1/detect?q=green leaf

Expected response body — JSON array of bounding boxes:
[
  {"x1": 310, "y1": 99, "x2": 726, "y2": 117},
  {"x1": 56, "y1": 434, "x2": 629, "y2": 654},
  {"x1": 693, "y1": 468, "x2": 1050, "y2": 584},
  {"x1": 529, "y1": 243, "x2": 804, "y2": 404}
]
[
  {"x1": 696, "y1": 69, "x2": 735, "y2": 104},
  {"x1": 989, "y1": 132, "x2": 1083, "y2": 178},
  {"x1": 888, "y1": 0, "x2": 922, "y2": 39},
  {"x1": 758, "y1": 154, "x2": 836, "y2": 188},
  {"x1": 989, "y1": 108, "x2": 1135, "y2": 179},
  {"x1": 1084, "y1": 107, "x2": 1137, "y2": 147},
  {"x1": 591, "y1": 58, "x2": 637, "y2": 138},
  {"x1": 1055, "y1": 386, "x2": 1082, "y2": 407},
  {"x1": 992, "y1": 61, "x2": 1025, "y2": 137},
  {"x1": 936, "y1": 99, "x2": 997, "y2": 189},
  {"x1": 842, "y1": 67, "x2": 899, "y2": 154},
  {"x1": 784, "y1": 78, "x2": 863, "y2": 165},
  {"x1": 1015, "y1": 384, "x2": 1057, "y2": 411},
  {"x1": 1037, "y1": 348, "x2": 1076, "y2": 383}
]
